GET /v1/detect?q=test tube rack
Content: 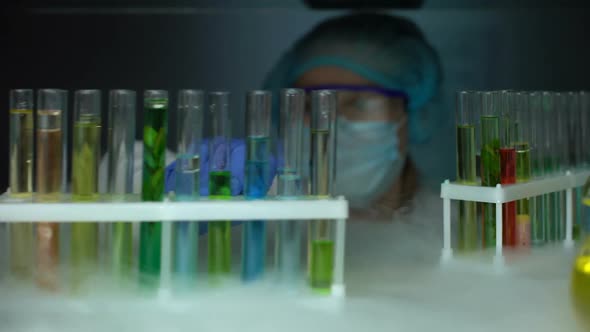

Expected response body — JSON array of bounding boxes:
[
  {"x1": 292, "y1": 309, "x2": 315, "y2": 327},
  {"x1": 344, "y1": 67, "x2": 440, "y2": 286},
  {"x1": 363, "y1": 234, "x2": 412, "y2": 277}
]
[
  {"x1": 440, "y1": 169, "x2": 590, "y2": 268},
  {"x1": 0, "y1": 194, "x2": 348, "y2": 298}
]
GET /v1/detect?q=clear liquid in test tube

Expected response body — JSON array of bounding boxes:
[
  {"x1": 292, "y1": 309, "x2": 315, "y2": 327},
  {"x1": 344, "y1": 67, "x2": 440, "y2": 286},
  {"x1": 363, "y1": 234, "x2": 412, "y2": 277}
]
[
  {"x1": 173, "y1": 89, "x2": 203, "y2": 284},
  {"x1": 513, "y1": 92, "x2": 532, "y2": 247},
  {"x1": 529, "y1": 92, "x2": 546, "y2": 245},
  {"x1": 108, "y1": 90, "x2": 136, "y2": 280},
  {"x1": 276, "y1": 89, "x2": 305, "y2": 283}
]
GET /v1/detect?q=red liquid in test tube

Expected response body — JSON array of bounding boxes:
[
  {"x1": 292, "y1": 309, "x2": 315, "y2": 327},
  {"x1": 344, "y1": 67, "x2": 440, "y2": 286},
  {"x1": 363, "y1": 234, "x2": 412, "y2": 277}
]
[{"x1": 500, "y1": 147, "x2": 516, "y2": 246}]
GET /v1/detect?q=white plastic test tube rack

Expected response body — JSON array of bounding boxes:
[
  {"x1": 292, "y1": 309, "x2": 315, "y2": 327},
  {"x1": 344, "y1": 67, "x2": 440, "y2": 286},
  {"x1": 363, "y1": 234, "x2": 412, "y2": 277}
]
[
  {"x1": 440, "y1": 169, "x2": 590, "y2": 267},
  {"x1": 0, "y1": 194, "x2": 348, "y2": 298}
]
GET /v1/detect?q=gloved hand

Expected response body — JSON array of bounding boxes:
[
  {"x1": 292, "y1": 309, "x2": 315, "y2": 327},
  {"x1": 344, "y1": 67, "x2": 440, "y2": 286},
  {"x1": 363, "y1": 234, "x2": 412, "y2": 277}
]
[{"x1": 164, "y1": 138, "x2": 277, "y2": 234}]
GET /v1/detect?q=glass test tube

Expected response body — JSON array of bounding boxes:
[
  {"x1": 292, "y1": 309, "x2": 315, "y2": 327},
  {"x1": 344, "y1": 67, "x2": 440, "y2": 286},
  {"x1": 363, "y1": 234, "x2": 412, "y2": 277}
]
[
  {"x1": 36, "y1": 89, "x2": 67, "y2": 290},
  {"x1": 9, "y1": 89, "x2": 34, "y2": 278},
  {"x1": 309, "y1": 90, "x2": 337, "y2": 291},
  {"x1": 583, "y1": 174, "x2": 590, "y2": 238},
  {"x1": 580, "y1": 92, "x2": 590, "y2": 168},
  {"x1": 529, "y1": 92, "x2": 546, "y2": 245},
  {"x1": 480, "y1": 91, "x2": 501, "y2": 248},
  {"x1": 542, "y1": 92, "x2": 561, "y2": 242},
  {"x1": 455, "y1": 91, "x2": 478, "y2": 251},
  {"x1": 140, "y1": 90, "x2": 168, "y2": 288},
  {"x1": 108, "y1": 90, "x2": 136, "y2": 279},
  {"x1": 242, "y1": 90, "x2": 272, "y2": 282},
  {"x1": 563, "y1": 92, "x2": 586, "y2": 243},
  {"x1": 578, "y1": 92, "x2": 590, "y2": 239},
  {"x1": 566, "y1": 92, "x2": 583, "y2": 241},
  {"x1": 208, "y1": 92, "x2": 232, "y2": 279},
  {"x1": 70, "y1": 90, "x2": 102, "y2": 289},
  {"x1": 276, "y1": 89, "x2": 305, "y2": 282},
  {"x1": 174, "y1": 90, "x2": 203, "y2": 282},
  {"x1": 568, "y1": 92, "x2": 583, "y2": 169},
  {"x1": 513, "y1": 92, "x2": 532, "y2": 247},
  {"x1": 553, "y1": 92, "x2": 568, "y2": 241},
  {"x1": 499, "y1": 91, "x2": 516, "y2": 247}
]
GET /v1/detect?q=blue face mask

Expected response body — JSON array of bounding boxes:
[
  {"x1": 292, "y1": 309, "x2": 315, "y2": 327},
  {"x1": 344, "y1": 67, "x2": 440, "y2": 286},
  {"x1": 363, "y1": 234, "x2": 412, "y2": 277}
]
[{"x1": 333, "y1": 117, "x2": 406, "y2": 209}]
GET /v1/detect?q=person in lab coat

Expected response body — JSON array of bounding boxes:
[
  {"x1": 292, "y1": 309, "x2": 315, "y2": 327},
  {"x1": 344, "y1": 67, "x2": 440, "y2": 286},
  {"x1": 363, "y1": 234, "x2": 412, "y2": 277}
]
[
  {"x1": 158, "y1": 13, "x2": 445, "y2": 222},
  {"x1": 264, "y1": 13, "x2": 444, "y2": 219}
]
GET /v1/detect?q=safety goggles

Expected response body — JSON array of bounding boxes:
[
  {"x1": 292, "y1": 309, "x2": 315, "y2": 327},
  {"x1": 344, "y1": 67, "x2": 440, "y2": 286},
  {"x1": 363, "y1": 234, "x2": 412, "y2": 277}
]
[{"x1": 302, "y1": 85, "x2": 409, "y2": 122}]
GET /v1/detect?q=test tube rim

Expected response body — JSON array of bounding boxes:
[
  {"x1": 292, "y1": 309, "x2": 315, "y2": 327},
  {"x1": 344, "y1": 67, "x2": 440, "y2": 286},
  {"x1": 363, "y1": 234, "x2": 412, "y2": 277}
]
[
  {"x1": 10, "y1": 89, "x2": 34, "y2": 109},
  {"x1": 144, "y1": 90, "x2": 169, "y2": 100},
  {"x1": 37, "y1": 88, "x2": 68, "y2": 110}
]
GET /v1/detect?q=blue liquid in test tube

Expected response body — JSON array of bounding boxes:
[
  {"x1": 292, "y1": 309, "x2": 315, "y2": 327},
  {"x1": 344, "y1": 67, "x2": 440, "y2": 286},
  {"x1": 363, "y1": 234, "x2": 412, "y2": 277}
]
[
  {"x1": 242, "y1": 91, "x2": 272, "y2": 281},
  {"x1": 275, "y1": 89, "x2": 306, "y2": 283}
]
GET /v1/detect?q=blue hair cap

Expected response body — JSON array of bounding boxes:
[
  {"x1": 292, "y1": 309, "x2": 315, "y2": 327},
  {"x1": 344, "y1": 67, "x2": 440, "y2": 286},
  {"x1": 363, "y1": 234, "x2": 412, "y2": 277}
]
[{"x1": 263, "y1": 13, "x2": 443, "y2": 144}]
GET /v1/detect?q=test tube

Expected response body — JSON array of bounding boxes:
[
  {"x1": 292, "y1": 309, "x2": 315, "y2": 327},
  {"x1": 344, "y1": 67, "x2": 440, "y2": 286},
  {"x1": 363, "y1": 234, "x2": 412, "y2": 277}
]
[
  {"x1": 577, "y1": 92, "x2": 590, "y2": 239},
  {"x1": 309, "y1": 90, "x2": 337, "y2": 291},
  {"x1": 276, "y1": 89, "x2": 305, "y2": 282},
  {"x1": 9, "y1": 89, "x2": 34, "y2": 278},
  {"x1": 455, "y1": 91, "x2": 478, "y2": 251},
  {"x1": 242, "y1": 90, "x2": 272, "y2": 282},
  {"x1": 70, "y1": 90, "x2": 101, "y2": 289},
  {"x1": 499, "y1": 91, "x2": 516, "y2": 246},
  {"x1": 140, "y1": 90, "x2": 168, "y2": 288},
  {"x1": 513, "y1": 92, "x2": 532, "y2": 247},
  {"x1": 542, "y1": 92, "x2": 561, "y2": 242},
  {"x1": 568, "y1": 92, "x2": 583, "y2": 169},
  {"x1": 480, "y1": 91, "x2": 500, "y2": 248},
  {"x1": 207, "y1": 91, "x2": 232, "y2": 279},
  {"x1": 579, "y1": 92, "x2": 590, "y2": 168},
  {"x1": 174, "y1": 89, "x2": 203, "y2": 282},
  {"x1": 35, "y1": 89, "x2": 67, "y2": 290},
  {"x1": 60, "y1": 90, "x2": 69, "y2": 193},
  {"x1": 529, "y1": 92, "x2": 545, "y2": 245},
  {"x1": 108, "y1": 90, "x2": 136, "y2": 279},
  {"x1": 553, "y1": 92, "x2": 568, "y2": 241}
]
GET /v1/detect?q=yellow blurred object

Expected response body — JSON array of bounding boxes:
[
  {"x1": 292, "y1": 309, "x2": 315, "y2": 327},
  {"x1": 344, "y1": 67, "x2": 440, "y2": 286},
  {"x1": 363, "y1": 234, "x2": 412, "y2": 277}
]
[
  {"x1": 571, "y1": 235, "x2": 590, "y2": 328},
  {"x1": 574, "y1": 181, "x2": 590, "y2": 329}
]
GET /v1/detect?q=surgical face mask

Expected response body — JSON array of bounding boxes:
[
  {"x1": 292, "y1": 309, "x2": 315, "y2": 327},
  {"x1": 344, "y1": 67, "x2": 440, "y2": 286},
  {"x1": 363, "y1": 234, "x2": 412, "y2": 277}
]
[{"x1": 333, "y1": 117, "x2": 406, "y2": 209}]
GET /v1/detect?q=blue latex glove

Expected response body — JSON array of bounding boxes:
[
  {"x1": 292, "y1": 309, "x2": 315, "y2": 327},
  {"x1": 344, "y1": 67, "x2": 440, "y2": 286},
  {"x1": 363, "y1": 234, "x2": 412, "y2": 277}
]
[{"x1": 165, "y1": 138, "x2": 277, "y2": 235}]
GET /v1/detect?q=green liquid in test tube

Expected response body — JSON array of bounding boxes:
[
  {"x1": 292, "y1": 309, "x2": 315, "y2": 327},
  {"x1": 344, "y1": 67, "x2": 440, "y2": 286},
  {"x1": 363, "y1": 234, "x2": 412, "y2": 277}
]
[
  {"x1": 207, "y1": 92, "x2": 232, "y2": 281},
  {"x1": 309, "y1": 90, "x2": 337, "y2": 292},
  {"x1": 455, "y1": 91, "x2": 478, "y2": 251},
  {"x1": 480, "y1": 92, "x2": 501, "y2": 248},
  {"x1": 108, "y1": 90, "x2": 136, "y2": 280},
  {"x1": 70, "y1": 90, "x2": 101, "y2": 291},
  {"x1": 140, "y1": 90, "x2": 168, "y2": 288}
]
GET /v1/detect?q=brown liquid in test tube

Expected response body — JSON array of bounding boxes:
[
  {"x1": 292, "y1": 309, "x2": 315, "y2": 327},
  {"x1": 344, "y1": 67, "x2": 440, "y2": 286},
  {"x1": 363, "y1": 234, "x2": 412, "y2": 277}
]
[{"x1": 35, "y1": 117, "x2": 63, "y2": 291}]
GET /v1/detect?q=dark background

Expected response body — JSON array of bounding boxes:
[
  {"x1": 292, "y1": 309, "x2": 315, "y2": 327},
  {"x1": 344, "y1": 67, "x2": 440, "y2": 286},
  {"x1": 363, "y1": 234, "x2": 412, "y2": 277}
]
[{"x1": 2, "y1": 0, "x2": 590, "y2": 191}]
